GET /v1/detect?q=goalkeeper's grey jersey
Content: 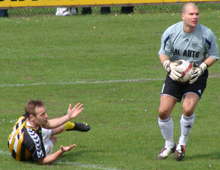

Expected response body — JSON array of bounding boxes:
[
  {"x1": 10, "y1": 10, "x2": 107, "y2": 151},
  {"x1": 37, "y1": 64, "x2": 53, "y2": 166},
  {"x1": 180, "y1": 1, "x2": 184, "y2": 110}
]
[{"x1": 158, "y1": 21, "x2": 219, "y2": 64}]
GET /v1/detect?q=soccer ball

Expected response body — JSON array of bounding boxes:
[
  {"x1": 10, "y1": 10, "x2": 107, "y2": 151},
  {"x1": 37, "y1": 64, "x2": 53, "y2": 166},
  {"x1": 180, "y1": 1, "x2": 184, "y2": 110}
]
[{"x1": 176, "y1": 60, "x2": 193, "y2": 82}]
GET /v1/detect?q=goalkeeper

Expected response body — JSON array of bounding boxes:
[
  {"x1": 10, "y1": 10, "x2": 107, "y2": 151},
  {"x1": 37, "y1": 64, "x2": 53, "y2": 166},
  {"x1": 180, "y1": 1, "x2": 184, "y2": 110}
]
[
  {"x1": 156, "y1": 2, "x2": 219, "y2": 161},
  {"x1": 8, "y1": 100, "x2": 90, "y2": 164}
]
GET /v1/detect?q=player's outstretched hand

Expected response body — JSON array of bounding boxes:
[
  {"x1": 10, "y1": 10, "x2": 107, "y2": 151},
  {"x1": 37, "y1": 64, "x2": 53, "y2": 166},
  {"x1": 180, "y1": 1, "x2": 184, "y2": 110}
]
[
  {"x1": 60, "y1": 144, "x2": 76, "y2": 153},
  {"x1": 67, "y1": 102, "x2": 84, "y2": 119}
]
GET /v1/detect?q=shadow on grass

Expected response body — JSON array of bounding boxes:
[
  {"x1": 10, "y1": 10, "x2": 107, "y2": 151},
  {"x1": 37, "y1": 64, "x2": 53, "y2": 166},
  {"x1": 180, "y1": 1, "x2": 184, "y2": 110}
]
[
  {"x1": 58, "y1": 150, "x2": 87, "y2": 161},
  {"x1": 184, "y1": 151, "x2": 220, "y2": 161}
]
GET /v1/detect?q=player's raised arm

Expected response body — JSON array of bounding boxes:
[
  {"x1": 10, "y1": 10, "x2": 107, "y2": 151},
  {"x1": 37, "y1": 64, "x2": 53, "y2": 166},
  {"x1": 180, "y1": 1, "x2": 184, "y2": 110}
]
[
  {"x1": 67, "y1": 102, "x2": 84, "y2": 119},
  {"x1": 43, "y1": 102, "x2": 84, "y2": 129}
]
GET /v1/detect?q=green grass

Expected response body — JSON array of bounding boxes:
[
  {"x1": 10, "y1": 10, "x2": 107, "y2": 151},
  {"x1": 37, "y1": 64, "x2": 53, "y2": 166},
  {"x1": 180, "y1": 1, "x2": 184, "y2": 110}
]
[{"x1": 0, "y1": 11, "x2": 220, "y2": 170}]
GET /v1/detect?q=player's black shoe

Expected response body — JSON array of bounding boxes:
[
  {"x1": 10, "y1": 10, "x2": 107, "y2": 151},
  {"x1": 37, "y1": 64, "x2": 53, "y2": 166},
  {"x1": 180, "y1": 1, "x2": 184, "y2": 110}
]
[
  {"x1": 66, "y1": 122, "x2": 90, "y2": 132},
  {"x1": 174, "y1": 144, "x2": 186, "y2": 161}
]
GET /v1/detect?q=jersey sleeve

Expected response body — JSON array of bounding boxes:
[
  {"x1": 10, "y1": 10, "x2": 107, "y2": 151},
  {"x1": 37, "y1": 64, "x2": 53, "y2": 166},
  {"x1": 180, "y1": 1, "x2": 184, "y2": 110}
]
[
  {"x1": 205, "y1": 30, "x2": 219, "y2": 61},
  {"x1": 158, "y1": 27, "x2": 173, "y2": 57}
]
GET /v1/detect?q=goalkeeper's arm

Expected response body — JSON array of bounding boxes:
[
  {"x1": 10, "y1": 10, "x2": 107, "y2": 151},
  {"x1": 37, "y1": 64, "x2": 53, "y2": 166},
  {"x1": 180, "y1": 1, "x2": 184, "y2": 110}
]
[{"x1": 159, "y1": 54, "x2": 170, "y2": 66}]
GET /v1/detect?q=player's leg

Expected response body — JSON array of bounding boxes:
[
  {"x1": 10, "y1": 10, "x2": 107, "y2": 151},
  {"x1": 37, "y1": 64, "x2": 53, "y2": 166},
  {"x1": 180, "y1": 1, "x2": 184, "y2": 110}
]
[
  {"x1": 51, "y1": 121, "x2": 91, "y2": 136},
  {"x1": 175, "y1": 70, "x2": 208, "y2": 161},
  {"x1": 182, "y1": 92, "x2": 199, "y2": 135},
  {"x1": 157, "y1": 95, "x2": 177, "y2": 159},
  {"x1": 44, "y1": 136, "x2": 56, "y2": 156},
  {"x1": 157, "y1": 75, "x2": 183, "y2": 160},
  {"x1": 64, "y1": 122, "x2": 90, "y2": 132},
  {"x1": 42, "y1": 128, "x2": 56, "y2": 155},
  {"x1": 175, "y1": 93, "x2": 198, "y2": 161}
]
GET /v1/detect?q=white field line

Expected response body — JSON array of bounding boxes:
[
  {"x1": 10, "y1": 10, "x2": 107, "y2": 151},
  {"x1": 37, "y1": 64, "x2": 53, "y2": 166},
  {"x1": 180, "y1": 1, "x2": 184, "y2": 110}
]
[
  {"x1": 0, "y1": 78, "x2": 164, "y2": 87},
  {"x1": 0, "y1": 150, "x2": 11, "y2": 155},
  {"x1": 56, "y1": 161, "x2": 119, "y2": 170},
  {"x1": 0, "y1": 76, "x2": 218, "y2": 87},
  {"x1": 0, "y1": 150, "x2": 119, "y2": 170}
]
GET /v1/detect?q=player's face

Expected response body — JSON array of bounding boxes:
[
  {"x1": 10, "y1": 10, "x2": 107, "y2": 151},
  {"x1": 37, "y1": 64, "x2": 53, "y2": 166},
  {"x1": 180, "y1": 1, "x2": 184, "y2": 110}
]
[
  {"x1": 34, "y1": 106, "x2": 48, "y2": 126},
  {"x1": 182, "y1": 6, "x2": 199, "y2": 29}
]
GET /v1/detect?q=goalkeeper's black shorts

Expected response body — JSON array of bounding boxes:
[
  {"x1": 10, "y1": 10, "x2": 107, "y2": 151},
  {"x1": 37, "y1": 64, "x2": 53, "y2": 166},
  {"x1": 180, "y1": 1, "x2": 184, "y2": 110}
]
[{"x1": 160, "y1": 69, "x2": 208, "y2": 102}]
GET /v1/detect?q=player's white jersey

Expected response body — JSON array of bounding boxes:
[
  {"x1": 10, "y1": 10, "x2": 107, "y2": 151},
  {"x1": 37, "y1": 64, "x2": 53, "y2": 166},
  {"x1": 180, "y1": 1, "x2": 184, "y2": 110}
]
[{"x1": 158, "y1": 21, "x2": 219, "y2": 64}]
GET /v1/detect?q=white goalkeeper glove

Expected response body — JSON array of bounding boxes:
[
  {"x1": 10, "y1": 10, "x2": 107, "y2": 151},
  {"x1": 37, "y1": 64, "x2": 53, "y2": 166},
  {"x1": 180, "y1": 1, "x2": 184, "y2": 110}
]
[
  {"x1": 189, "y1": 62, "x2": 207, "y2": 84},
  {"x1": 163, "y1": 60, "x2": 183, "y2": 81}
]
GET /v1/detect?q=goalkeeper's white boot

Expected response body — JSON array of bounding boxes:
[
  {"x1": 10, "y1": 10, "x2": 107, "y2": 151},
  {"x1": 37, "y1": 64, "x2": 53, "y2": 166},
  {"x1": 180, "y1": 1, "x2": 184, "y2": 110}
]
[{"x1": 156, "y1": 144, "x2": 176, "y2": 160}]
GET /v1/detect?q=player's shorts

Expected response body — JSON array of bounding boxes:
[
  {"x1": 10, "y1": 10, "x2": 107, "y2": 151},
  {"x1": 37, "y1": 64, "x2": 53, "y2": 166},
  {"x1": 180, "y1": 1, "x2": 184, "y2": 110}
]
[
  {"x1": 161, "y1": 69, "x2": 208, "y2": 102},
  {"x1": 42, "y1": 128, "x2": 54, "y2": 156}
]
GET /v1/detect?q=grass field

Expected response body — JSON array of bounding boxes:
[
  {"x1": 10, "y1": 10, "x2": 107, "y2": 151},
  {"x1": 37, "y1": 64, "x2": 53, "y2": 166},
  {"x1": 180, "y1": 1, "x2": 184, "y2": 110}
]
[{"x1": 0, "y1": 10, "x2": 220, "y2": 170}]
